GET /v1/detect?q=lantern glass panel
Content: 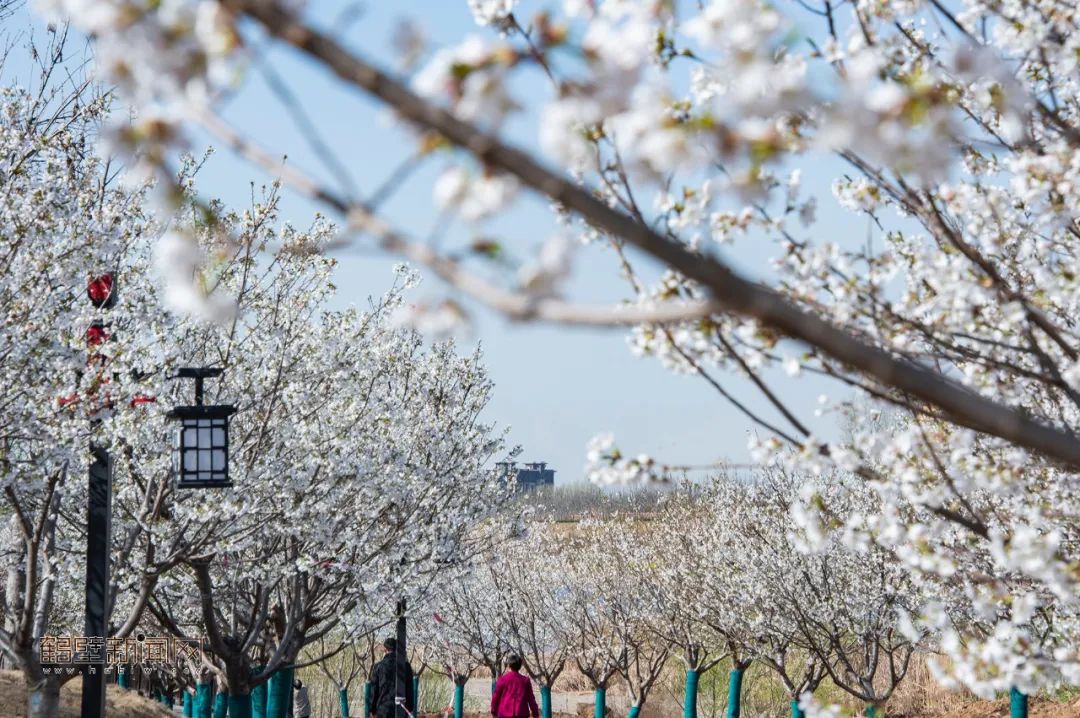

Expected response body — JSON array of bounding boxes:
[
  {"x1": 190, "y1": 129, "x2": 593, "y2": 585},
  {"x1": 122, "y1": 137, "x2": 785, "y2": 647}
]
[{"x1": 172, "y1": 412, "x2": 232, "y2": 488}]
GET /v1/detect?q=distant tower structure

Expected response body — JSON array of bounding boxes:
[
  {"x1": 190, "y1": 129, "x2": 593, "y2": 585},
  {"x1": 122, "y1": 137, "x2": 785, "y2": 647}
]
[{"x1": 496, "y1": 461, "x2": 555, "y2": 492}]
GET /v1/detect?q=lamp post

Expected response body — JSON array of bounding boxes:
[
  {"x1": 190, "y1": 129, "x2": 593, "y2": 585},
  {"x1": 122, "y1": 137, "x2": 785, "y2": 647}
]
[
  {"x1": 82, "y1": 273, "x2": 116, "y2": 718},
  {"x1": 167, "y1": 368, "x2": 237, "y2": 489},
  {"x1": 395, "y1": 598, "x2": 409, "y2": 717}
]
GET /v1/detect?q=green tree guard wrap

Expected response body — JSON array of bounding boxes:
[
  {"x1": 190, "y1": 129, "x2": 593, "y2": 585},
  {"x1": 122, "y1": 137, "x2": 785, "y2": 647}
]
[
  {"x1": 1010, "y1": 688, "x2": 1028, "y2": 718},
  {"x1": 250, "y1": 668, "x2": 268, "y2": 718},
  {"x1": 363, "y1": 681, "x2": 373, "y2": 717},
  {"x1": 196, "y1": 683, "x2": 213, "y2": 718},
  {"x1": 213, "y1": 692, "x2": 229, "y2": 718},
  {"x1": 413, "y1": 675, "x2": 420, "y2": 713},
  {"x1": 627, "y1": 706, "x2": 641, "y2": 718},
  {"x1": 118, "y1": 669, "x2": 130, "y2": 689},
  {"x1": 594, "y1": 687, "x2": 606, "y2": 718},
  {"x1": 791, "y1": 699, "x2": 804, "y2": 718},
  {"x1": 540, "y1": 685, "x2": 552, "y2": 718},
  {"x1": 453, "y1": 682, "x2": 465, "y2": 718},
  {"x1": 184, "y1": 691, "x2": 195, "y2": 717},
  {"x1": 229, "y1": 694, "x2": 253, "y2": 718},
  {"x1": 684, "y1": 670, "x2": 699, "y2": 718},
  {"x1": 492, "y1": 679, "x2": 497, "y2": 695},
  {"x1": 266, "y1": 666, "x2": 295, "y2": 718},
  {"x1": 725, "y1": 669, "x2": 745, "y2": 718},
  {"x1": 339, "y1": 687, "x2": 350, "y2": 717},
  {"x1": 864, "y1": 706, "x2": 880, "y2": 717}
]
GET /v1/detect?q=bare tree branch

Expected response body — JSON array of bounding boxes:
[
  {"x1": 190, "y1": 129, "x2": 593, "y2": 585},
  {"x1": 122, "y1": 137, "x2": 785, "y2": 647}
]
[{"x1": 220, "y1": 0, "x2": 1080, "y2": 469}]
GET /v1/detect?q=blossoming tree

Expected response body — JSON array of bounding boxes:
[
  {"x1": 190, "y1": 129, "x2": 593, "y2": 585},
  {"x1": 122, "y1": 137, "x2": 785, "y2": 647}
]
[{"x1": 27, "y1": 0, "x2": 1080, "y2": 698}]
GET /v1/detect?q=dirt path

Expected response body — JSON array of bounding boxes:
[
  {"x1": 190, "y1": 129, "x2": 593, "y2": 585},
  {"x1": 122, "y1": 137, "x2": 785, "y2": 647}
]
[
  {"x1": 463, "y1": 676, "x2": 595, "y2": 714},
  {"x1": 458, "y1": 676, "x2": 1080, "y2": 718}
]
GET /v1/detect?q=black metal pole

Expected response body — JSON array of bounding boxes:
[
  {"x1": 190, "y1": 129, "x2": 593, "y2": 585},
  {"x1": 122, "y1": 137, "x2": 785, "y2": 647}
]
[
  {"x1": 81, "y1": 443, "x2": 111, "y2": 718},
  {"x1": 395, "y1": 597, "x2": 407, "y2": 715},
  {"x1": 395, "y1": 597, "x2": 407, "y2": 656}
]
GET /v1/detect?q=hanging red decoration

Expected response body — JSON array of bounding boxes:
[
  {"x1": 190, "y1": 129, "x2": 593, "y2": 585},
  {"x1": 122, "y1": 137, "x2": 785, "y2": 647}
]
[{"x1": 87, "y1": 273, "x2": 116, "y2": 309}]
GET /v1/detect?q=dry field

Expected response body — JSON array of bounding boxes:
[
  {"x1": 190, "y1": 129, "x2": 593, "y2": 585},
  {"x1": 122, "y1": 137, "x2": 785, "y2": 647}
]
[{"x1": 0, "y1": 669, "x2": 175, "y2": 717}]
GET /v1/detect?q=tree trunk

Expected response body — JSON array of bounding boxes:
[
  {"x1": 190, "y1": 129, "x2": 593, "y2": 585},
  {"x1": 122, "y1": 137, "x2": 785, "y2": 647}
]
[
  {"x1": 265, "y1": 665, "x2": 294, "y2": 718},
  {"x1": 593, "y1": 687, "x2": 606, "y2": 718},
  {"x1": 338, "y1": 687, "x2": 349, "y2": 717},
  {"x1": 26, "y1": 675, "x2": 61, "y2": 718},
  {"x1": 213, "y1": 692, "x2": 229, "y2": 718},
  {"x1": 195, "y1": 681, "x2": 213, "y2": 718},
  {"x1": 2, "y1": 517, "x2": 26, "y2": 672},
  {"x1": 250, "y1": 666, "x2": 267, "y2": 718},
  {"x1": 453, "y1": 682, "x2": 465, "y2": 718},
  {"x1": 683, "y1": 670, "x2": 699, "y2": 718},
  {"x1": 229, "y1": 694, "x2": 253, "y2": 718},
  {"x1": 540, "y1": 685, "x2": 552, "y2": 718},
  {"x1": 726, "y1": 668, "x2": 745, "y2": 718},
  {"x1": 1010, "y1": 688, "x2": 1028, "y2": 718}
]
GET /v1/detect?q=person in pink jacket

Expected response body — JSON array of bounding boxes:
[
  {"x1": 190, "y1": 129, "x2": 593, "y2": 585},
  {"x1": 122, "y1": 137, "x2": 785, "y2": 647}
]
[{"x1": 491, "y1": 655, "x2": 540, "y2": 718}]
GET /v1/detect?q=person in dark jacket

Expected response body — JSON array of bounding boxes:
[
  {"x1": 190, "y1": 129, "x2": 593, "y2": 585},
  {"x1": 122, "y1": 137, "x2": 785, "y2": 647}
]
[{"x1": 369, "y1": 637, "x2": 415, "y2": 718}]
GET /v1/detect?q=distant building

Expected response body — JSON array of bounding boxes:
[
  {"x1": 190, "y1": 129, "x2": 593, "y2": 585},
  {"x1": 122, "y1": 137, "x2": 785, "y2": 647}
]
[{"x1": 496, "y1": 461, "x2": 555, "y2": 491}]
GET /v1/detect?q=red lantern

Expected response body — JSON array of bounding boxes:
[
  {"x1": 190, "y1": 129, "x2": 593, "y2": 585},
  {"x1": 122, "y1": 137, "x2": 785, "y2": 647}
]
[
  {"x1": 87, "y1": 274, "x2": 116, "y2": 309},
  {"x1": 86, "y1": 323, "x2": 110, "y2": 348}
]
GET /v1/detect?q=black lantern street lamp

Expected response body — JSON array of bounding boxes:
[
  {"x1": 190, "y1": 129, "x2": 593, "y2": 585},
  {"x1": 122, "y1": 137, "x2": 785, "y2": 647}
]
[{"x1": 167, "y1": 368, "x2": 236, "y2": 489}]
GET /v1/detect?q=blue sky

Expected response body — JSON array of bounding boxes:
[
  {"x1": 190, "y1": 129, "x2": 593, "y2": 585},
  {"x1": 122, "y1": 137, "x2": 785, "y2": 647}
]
[{"x1": 12, "y1": 1, "x2": 857, "y2": 483}]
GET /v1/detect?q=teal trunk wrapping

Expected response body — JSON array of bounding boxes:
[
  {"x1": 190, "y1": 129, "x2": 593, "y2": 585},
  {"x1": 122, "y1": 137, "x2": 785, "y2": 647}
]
[
  {"x1": 594, "y1": 687, "x2": 606, "y2": 718},
  {"x1": 363, "y1": 681, "x2": 373, "y2": 717},
  {"x1": 725, "y1": 668, "x2": 745, "y2": 718},
  {"x1": 1010, "y1": 688, "x2": 1028, "y2": 718},
  {"x1": 413, "y1": 675, "x2": 420, "y2": 712},
  {"x1": 791, "y1": 699, "x2": 804, "y2": 718},
  {"x1": 266, "y1": 666, "x2": 295, "y2": 718},
  {"x1": 249, "y1": 673, "x2": 266, "y2": 716},
  {"x1": 195, "y1": 683, "x2": 213, "y2": 718},
  {"x1": 453, "y1": 682, "x2": 465, "y2": 718},
  {"x1": 339, "y1": 687, "x2": 349, "y2": 717},
  {"x1": 540, "y1": 685, "x2": 552, "y2": 718},
  {"x1": 212, "y1": 693, "x2": 228, "y2": 718},
  {"x1": 683, "y1": 669, "x2": 699, "y2": 718},
  {"x1": 228, "y1": 694, "x2": 253, "y2": 718},
  {"x1": 627, "y1": 706, "x2": 641, "y2": 718},
  {"x1": 250, "y1": 667, "x2": 267, "y2": 718},
  {"x1": 183, "y1": 691, "x2": 194, "y2": 717},
  {"x1": 864, "y1": 706, "x2": 880, "y2": 717},
  {"x1": 492, "y1": 679, "x2": 497, "y2": 695},
  {"x1": 118, "y1": 669, "x2": 130, "y2": 689}
]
